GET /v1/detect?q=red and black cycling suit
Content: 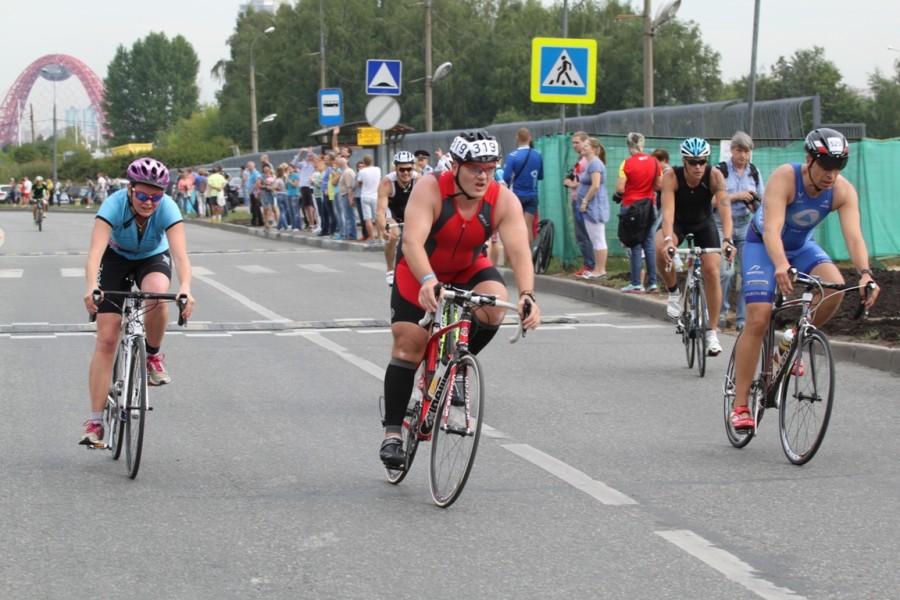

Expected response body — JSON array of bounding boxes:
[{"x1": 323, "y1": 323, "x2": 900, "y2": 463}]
[{"x1": 390, "y1": 170, "x2": 505, "y2": 324}]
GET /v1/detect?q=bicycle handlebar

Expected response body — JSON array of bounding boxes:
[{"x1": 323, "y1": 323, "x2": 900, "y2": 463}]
[
  {"x1": 775, "y1": 269, "x2": 874, "y2": 320},
  {"x1": 418, "y1": 285, "x2": 527, "y2": 343},
  {"x1": 90, "y1": 289, "x2": 189, "y2": 326}
]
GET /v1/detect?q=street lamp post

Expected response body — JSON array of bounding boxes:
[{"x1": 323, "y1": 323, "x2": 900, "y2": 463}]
[
  {"x1": 642, "y1": 0, "x2": 681, "y2": 108},
  {"x1": 40, "y1": 67, "x2": 58, "y2": 183},
  {"x1": 250, "y1": 26, "x2": 275, "y2": 154}
]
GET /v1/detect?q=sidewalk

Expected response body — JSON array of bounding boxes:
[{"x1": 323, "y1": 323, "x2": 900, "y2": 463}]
[{"x1": 190, "y1": 218, "x2": 900, "y2": 376}]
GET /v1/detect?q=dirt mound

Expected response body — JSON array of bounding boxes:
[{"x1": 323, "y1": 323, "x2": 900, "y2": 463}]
[{"x1": 819, "y1": 268, "x2": 898, "y2": 347}]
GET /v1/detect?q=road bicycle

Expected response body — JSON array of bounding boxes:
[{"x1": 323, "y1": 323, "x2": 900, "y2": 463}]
[
  {"x1": 382, "y1": 285, "x2": 528, "y2": 507},
  {"x1": 667, "y1": 233, "x2": 727, "y2": 377},
  {"x1": 33, "y1": 199, "x2": 44, "y2": 232},
  {"x1": 532, "y1": 218, "x2": 554, "y2": 274},
  {"x1": 723, "y1": 269, "x2": 874, "y2": 465},
  {"x1": 89, "y1": 282, "x2": 187, "y2": 478}
]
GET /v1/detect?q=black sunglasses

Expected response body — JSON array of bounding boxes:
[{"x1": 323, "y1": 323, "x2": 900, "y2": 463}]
[
  {"x1": 815, "y1": 155, "x2": 848, "y2": 171},
  {"x1": 685, "y1": 159, "x2": 707, "y2": 167},
  {"x1": 397, "y1": 167, "x2": 414, "y2": 173}
]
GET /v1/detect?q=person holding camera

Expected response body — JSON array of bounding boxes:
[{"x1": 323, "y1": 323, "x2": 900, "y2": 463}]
[{"x1": 714, "y1": 131, "x2": 765, "y2": 331}]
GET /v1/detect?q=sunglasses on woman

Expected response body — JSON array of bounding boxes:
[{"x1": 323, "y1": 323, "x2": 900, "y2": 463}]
[{"x1": 133, "y1": 190, "x2": 164, "y2": 203}]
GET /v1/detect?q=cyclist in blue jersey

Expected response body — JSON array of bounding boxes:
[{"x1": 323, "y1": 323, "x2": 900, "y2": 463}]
[
  {"x1": 80, "y1": 158, "x2": 195, "y2": 446},
  {"x1": 729, "y1": 129, "x2": 880, "y2": 430}
]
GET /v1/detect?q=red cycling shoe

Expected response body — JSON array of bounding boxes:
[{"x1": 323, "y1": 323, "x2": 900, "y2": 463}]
[{"x1": 731, "y1": 406, "x2": 756, "y2": 430}]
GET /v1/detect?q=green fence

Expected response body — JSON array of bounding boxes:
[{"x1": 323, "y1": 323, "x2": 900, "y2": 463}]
[{"x1": 534, "y1": 135, "x2": 900, "y2": 266}]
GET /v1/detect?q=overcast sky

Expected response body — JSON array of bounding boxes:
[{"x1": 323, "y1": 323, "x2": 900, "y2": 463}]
[{"x1": 2, "y1": 0, "x2": 897, "y2": 129}]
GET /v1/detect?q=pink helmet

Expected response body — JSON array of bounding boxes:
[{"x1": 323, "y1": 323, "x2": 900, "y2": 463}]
[{"x1": 126, "y1": 157, "x2": 170, "y2": 189}]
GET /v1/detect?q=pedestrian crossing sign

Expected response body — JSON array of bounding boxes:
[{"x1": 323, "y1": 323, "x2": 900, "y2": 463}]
[{"x1": 531, "y1": 38, "x2": 597, "y2": 104}]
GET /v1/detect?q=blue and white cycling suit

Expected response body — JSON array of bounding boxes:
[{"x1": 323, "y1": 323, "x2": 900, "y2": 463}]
[
  {"x1": 96, "y1": 188, "x2": 183, "y2": 260},
  {"x1": 743, "y1": 163, "x2": 833, "y2": 304}
]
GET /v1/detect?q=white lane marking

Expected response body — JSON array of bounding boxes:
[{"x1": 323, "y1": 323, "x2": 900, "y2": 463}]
[
  {"x1": 238, "y1": 265, "x2": 276, "y2": 274},
  {"x1": 297, "y1": 264, "x2": 340, "y2": 273},
  {"x1": 0, "y1": 269, "x2": 23, "y2": 278},
  {"x1": 655, "y1": 530, "x2": 806, "y2": 600},
  {"x1": 192, "y1": 272, "x2": 289, "y2": 322},
  {"x1": 299, "y1": 332, "x2": 385, "y2": 380},
  {"x1": 192, "y1": 266, "x2": 215, "y2": 276},
  {"x1": 565, "y1": 312, "x2": 611, "y2": 317},
  {"x1": 184, "y1": 333, "x2": 233, "y2": 337},
  {"x1": 61, "y1": 268, "x2": 84, "y2": 277},
  {"x1": 501, "y1": 443, "x2": 638, "y2": 506},
  {"x1": 481, "y1": 424, "x2": 508, "y2": 439},
  {"x1": 359, "y1": 262, "x2": 387, "y2": 271},
  {"x1": 11, "y1": 335, "x2": 56, "y2": 339},
  {"x1": 579, "y1": 323, "x2": 666, "y2": 329}
]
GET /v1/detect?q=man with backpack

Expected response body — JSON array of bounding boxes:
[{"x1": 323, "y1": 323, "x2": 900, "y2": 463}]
[
  {"x1": 714, "y1": 131, "x2": 765, "y2": 331},
  {"x1": 503, "y1": 127, "x2": 544, "y2": 244}
]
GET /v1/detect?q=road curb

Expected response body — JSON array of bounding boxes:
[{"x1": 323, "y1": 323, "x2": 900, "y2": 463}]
[{"x1": 188, "y1": 219, "x2": 899, "y2": 376}]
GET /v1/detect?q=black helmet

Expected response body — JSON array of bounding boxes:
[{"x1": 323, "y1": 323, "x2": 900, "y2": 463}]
[
  {"x1": 449, "y1": 130, "x2": 501, "y2": 163},
  {"x1": 804, "y1": 128, "x2": 849, "y2": 170}
]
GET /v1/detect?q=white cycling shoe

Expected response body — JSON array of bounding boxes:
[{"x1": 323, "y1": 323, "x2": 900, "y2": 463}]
[{"x1": 705, "y1": 330, "x2": 722, "y2": 356}]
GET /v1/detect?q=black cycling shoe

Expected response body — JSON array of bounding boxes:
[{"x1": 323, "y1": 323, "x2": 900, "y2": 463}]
[{"x1": 380, "y1": 437, "x2": 406, "y2": 468}]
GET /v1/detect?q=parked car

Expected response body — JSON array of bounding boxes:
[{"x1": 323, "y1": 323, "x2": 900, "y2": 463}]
[{"x1": 0, "y1": 184, "x2": 10, "y2": 204}]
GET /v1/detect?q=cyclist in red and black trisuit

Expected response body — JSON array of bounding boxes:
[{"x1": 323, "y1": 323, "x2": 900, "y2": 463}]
[{"x1": 379, "y1": 130, "x2": 542, "y2": 467}]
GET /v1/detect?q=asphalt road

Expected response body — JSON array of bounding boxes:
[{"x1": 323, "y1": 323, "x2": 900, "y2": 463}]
[{"x1": 1, "y1": 210, "x2": 897, "y2": 599}]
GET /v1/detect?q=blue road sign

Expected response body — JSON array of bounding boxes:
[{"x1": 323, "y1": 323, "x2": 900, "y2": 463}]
[
  {"x1": 318, "y1": 88, "x2": 343, "y2": 127},
  {"x1": 366, "y1": 59, "x2": 402, "y2": 96},
  {"x1": 531, "y1": 38, "x2": 596, "y2": 104}
]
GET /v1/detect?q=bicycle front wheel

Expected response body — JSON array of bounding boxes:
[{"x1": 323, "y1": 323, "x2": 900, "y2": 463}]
[
  {"x1": 695, "y1": 279, "x2": 708, "y2": 377},
  {"x1": 533, "y1": 219, "x2": 554, "y2": 274},
  {"x1": 125, "y1": 338, "x2": 147, "y2": 479},
  {"x1": 429, "y1": 354, "x2": 484, "y2": 508},
  {"x1": 779, "y1": 329, "x2": 835, "y2": 465},
  {"x1": 682, "y1": 288, "x2": 696, "y2": 369}
]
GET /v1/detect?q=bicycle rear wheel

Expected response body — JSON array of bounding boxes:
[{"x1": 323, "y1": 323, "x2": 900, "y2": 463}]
[
  {"x1": 429, "y1": 354, "x2": 483, "y2": 508},
  {"x1": 385, "y1": 365, "x2": 425, "y2": 484},
  {"x1": 779, "y1": 329, "x2": 834, "y2": 465},
  {"x1": 723, "y1": 334, "x2": 760, "y2": 448},
  {"x1": 695, "y1": 279, "x2": 708, "y2": 377},
  {"x1": 125, "y1": 338, "x2": 147, "y2": 479},
  {"x1": 106, "y1": 343, "x2": 126, "y2": 460}
]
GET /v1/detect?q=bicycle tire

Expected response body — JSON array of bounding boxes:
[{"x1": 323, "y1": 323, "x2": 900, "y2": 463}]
[
  {"x1": 385, "y1": 365, "x2": 426, "y2": 484},
  {"x1": 723, "y1": 335, "x2": 754, "y2": 449},
  {"x1": 696, "y1": 278, "x2": 708, "y2": 377},
  {"x1": 779, "y1": 329, "x2": 834, "y2": 465},
  {"x1": 683, "y1": 285, "x2": 696, "y2": 369},
  {"x1": 429, "y1": 354, "x2": 484, "y2": 508},
  {"x1": 125, "y1": 338, "x2": 147, "y2": 479},
  {"x1": 36, "y1": 208, "x2": 43, "y2": 232},
  {"x1": 106, "y1": 344, "x2": 126, "y2": 460},
  {"x1": 533, "y1": 219, "x2": 554, "y2": 274}
]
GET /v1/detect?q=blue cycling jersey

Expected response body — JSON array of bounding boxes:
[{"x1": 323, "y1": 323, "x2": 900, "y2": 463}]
[
  {"x1": 748, "y1": 163, "x2": 833, "y2": 250},
  {"x1": 96, "y1": 189, "x2": 183, "y2": 260}
]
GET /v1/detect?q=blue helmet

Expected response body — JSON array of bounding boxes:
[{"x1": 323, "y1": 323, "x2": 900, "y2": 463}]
[{"x1": 680, "y1": 137, "x2": 711, "y2": 158}]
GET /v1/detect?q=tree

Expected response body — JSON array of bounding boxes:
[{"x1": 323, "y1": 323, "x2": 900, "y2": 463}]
[
  {"x1": 863, "y1": 65, "x2": 900, "y2": 139},
  {"x1": 102, "y1": 33, "x2": 200, "y2": 146},
  {"x1": 726, "y1": 46, "x2": 864, "y2": 128}
]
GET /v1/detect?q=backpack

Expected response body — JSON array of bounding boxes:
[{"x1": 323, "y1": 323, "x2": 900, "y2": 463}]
[
  {"x1": 715, "y1": 161, "x2": 760, "y2": 188},
  {"x1": 617, "y1": 198, "x2": 654, "y2": 248}
]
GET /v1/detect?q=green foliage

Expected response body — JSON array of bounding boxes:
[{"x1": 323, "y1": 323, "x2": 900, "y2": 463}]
[
  {"x1": 727, "y1": 46, "x2": 865, "y2": 128},
  {"x1": 864, "y1": 66, "x2": 900, "y2": 139},
  {"x1": 102, "y1": 33, "x2": 200, "y2": 146}
]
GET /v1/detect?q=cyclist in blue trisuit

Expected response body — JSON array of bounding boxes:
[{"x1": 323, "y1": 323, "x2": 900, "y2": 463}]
[
  {"x1": 729, "y1": 129, "x2": 880, "y2": 430},
  {"x1": 80, "y1": 157, "x2": 195, "y2": 446}
]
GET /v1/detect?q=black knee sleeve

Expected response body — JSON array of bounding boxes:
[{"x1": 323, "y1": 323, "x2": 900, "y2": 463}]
[
  {"x1": 383, "y1": 359, "x2": 418, "y2": 429},
  {"x1": 467, "y1": 319, "x2": 500, "y2": 356}
]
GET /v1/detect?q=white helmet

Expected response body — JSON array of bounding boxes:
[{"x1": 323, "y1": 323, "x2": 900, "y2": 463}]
[{"x1": 393, "y1": 150, "x2": 415, "y2": 165}]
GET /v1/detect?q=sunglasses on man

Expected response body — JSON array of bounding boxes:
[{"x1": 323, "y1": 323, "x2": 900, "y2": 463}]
[
  {"x1": 685, "y1": 158, "x2": 707, "y2": 167},
  {"x1": 397, "y1": 167, "x2": 414, "y2": 173},
  {"x1": 814, "y1": 155, "x2": 848, "y2": 171}
]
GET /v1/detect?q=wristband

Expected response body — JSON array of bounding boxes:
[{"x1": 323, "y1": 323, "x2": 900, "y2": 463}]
[
  {"x1": 519, "y1": 290, "x2": 536, "y2": 302},
  {"x1": 859, "y1": 268, "x2": 874, "y2": 277},
  {"x1": 420, "y1": 273, "x2": 436, "y2": 285},
  {"x1": 663, "y1": 236, "x2": 673, "y2": 243},
  {"x1": 723, "y1": 237, "x2": 734, "y2": 245}
]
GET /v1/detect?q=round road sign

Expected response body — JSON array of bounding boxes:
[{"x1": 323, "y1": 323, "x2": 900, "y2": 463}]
[{"x1": 365, "y1": 96, "x2": 401, "y2": 131}]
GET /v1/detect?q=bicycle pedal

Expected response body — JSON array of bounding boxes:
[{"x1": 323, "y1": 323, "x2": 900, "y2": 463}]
[{"x1": 147, "y1": 406, "x2": 154, "y2": 411}]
